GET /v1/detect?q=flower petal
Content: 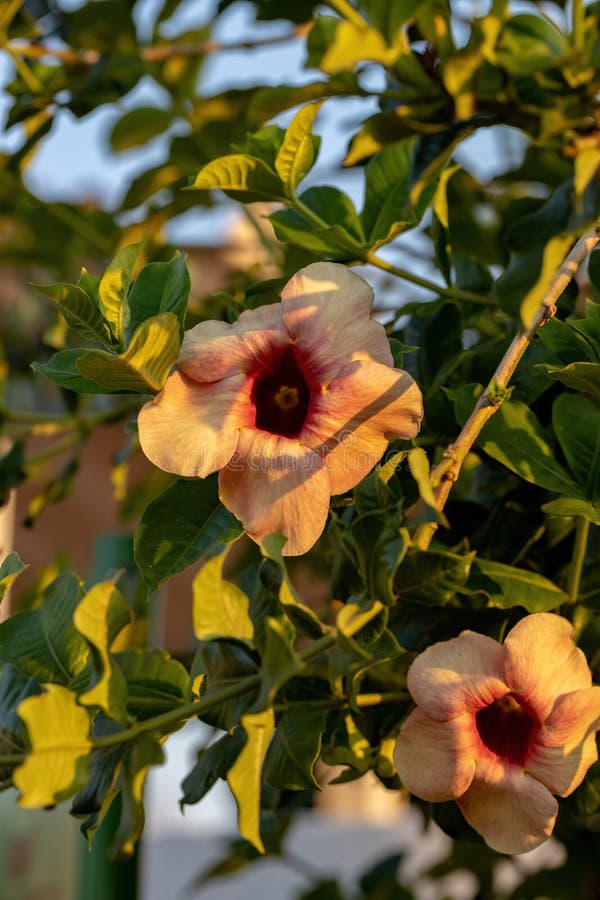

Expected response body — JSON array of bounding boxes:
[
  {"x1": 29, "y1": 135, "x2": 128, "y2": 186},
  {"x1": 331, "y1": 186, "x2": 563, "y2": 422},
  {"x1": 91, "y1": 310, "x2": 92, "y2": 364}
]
[
  {"x1": 458, "y1": 756, "x2": 558, "y2": 854},
  {"x1": 281, "y1": 262, "x2": 394, "y2": 385},
  {"x1": 406, "y1": 631, "x2": 509, "y2": 721},
  {"x1": 138, "y1": 369, "x2": 252, "y2": 477},
  {"x1": 394, "y1": 708, "x2": 477, "y2": 801},
  {"x1": 218, "y1": 429, "x2": 331, "y2": 556},
  {"x1": 301, "y1": 359, "x2": 423, "y2": 494},
  {"x1": 503, "y1": 613, "x2": 592, "y2": 721},
  {"x1": 178, "y1": 303, "x2": 288, "y2": 382},
  {"x1": 526, "y1": 687, "x2": 600, "y2": 796}
]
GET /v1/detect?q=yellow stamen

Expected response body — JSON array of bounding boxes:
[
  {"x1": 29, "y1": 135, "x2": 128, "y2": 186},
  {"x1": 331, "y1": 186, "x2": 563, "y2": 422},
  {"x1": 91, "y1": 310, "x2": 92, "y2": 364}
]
[{"x1": 274, "y1": 386, "x2": 299, "y2": 411}]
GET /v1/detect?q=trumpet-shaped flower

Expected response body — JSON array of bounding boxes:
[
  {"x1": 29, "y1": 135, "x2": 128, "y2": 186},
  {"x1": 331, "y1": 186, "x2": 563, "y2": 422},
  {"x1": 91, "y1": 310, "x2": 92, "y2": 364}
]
[
  {"x1": 394, "y1": 613, "x2": 600, "y2": 854},
  {"x1": 138, "y1": 262, "x2": 423, "y2": 555}
]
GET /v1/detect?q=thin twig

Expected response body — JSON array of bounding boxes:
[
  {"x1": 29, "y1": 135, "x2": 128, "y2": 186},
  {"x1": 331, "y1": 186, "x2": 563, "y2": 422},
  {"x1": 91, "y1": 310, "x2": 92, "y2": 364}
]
[
  {"x1": 413, "y1": 223, "x2": 600, "y2": 551},
  {"x1": 8, "y1": 28, "x2": 306, "y2": 68}
]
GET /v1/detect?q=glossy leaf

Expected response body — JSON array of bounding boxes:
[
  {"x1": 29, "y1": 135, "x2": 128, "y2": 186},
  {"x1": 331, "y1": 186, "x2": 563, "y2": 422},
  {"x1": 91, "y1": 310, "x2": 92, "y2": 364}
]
[
  {"x1": 537, "y1": 361, "x2": 600, "y2": 399},
  {"x1": 116, "y1": 648, "x2": 188, "y2": 713},
  {"x1": 0, "y1": 572, "x2": 88, "y2": 686},
  {"x1": 255, "y1": 616, "x2": 303, "y2": 709},
  {"x1": 97, "y1": 242, "x2": 143, "y2": 346},
  {"x1": 553, "y1": 393, "x2": 600, "y2": 502},
  {"x1": 109, "y1": 733, "x2": 164, "y2": 858},
  {"x1": 451, "y1": 386, "x2": 577, "y2": 494},
  {"x1": 263, "y1": 705, "x2": 325, "y2": 790},
  {"x1": 32, "y1": 282, "x2": 115, "y2": 345},
  {"x1": 77, "y1": 312, "x2": 180, "y2": 393},
  {"x1": 14, "y1": 684, "x2": 91, "y2": 807},
  {"x1": 73, "y1": 581, "x2": 131, "y2": 724},
  {"x1": 260, "y1": 534, "x2": 328, "y2": 637},
  {"x1": 32, "y1": 350, "x2": 115, "y2": 394},
  {"x1": 180, "y1": 729, "x2": 245, "y2": 808},
  {"x1": 126, "y1": 252, "x2": 190, "y2": 341},
  {"x1": 192, "y1": 154, "x2": 287, "y2": 202},
  {"x1": 274, "y1": 100, "x2": 322, "y2": 194},
  {"x1": 468, "y1": 558, "x2": 567, "y2": 611},
  {"x1": 394, "y1": 549, "x2": 474, "y2": 605},
  {"x1": 134, "y1": 474, "x2": 243, "y2": 588},
  {"x1": 193, "y1": 548, "x2": 254, "y2": 648},
  {"x1": 226, "y1": 707, "x2": 275, "y2": 853},
  {"x1": 0, "y1": 552, "x2": 27, "y2": 605}
]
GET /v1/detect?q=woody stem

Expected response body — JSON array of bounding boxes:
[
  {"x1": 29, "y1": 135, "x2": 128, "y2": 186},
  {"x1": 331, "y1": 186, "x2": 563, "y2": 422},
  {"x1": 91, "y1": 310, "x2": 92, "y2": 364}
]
[{"x1": 413, "y1": 223, "x2": 600, "y2": 551}]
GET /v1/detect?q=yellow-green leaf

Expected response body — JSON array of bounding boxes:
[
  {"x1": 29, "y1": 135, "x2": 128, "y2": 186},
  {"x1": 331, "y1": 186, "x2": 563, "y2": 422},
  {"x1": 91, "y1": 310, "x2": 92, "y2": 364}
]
[
  {"x1": 226, "y1": 708, "x2": 275, "y2": 853},
  {"x1": 14, "y1": 684, "x2": 91, "y2": 808},
  {"x1": 192, "y1": 154, "x2": 287, "y2": 201},
  {"x1": 275, "y1": 101, "x2": 323, "y2": 194},
  {"x1": 77, "y1": 312, "x2": 180, "y2": 393},
  {"x1": 98, "y1": 242, "x2": 143, "y2": 345},
  {"x1": 0, "y1": 552, "x2": 27, "y2": 605},
  {"x1": 519, "y1": 234, "x2": 574, "y2": 329},
  {"x1": 74, "y1": 581, "x2": 131, "y2": 724},
  {"x1": 193, "y1": 548, "x2": 254, "y2": 648},
  {"x1": 574, "y1": 148, "x2": 600, "y2": 204}
]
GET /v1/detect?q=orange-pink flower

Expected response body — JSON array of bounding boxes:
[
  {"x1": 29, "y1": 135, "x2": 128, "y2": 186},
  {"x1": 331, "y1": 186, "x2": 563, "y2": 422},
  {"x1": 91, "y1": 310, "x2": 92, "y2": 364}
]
[
  {"x1": 138, "y1": 262, "x2": 423, "y2": 555},
  {"x1": 394, "y1": 613, "x2": 600, "y2": 854}
]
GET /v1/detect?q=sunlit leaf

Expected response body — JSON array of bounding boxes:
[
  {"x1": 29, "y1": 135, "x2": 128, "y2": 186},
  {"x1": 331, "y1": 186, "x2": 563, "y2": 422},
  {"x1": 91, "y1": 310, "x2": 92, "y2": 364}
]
[
  {"x1": 77, "y1": 312, "x2": 180, "y2": 393},
  {"x1": 193, "y1": 548, "x2": 254, "y2": 647},
  {"x1": 468, "y1": 558, "x2": 567, "y2": 611},
  {"x1": 192, "y1": 154, "x2": 287, "y2": 202},
  {"x1": 14, "y1": 684, "x2": 91, "y2": 807},
  {"x1": 0, "y1": 552, "x2": 27, "y2": 605},
  {"x1": 97, "y1": 242, "x2": 143, "y2": 346},
  {"x1": 73, "y1": 581, "x2": 131, "y2": 724},
  {"x1": 227, "y1": 707, "x2": 275, "y2": 853},
  {"x1": 274, "y1": 101, "x2": 323, "y2": 194},
  {"x1": 134, "y1": 474, "x2": 243, "y2": 588},
  {"x1": 32, "y1": 282, "x2": 115, "y2": 346}
]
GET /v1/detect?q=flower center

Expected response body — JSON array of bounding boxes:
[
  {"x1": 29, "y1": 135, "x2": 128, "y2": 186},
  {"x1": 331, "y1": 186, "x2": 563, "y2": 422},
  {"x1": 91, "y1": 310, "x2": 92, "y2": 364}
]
[
  {"x1": 475, "y1": 692, "x2": 539, "y2": 767},
  {"x1": 252, "y1": 346, "x2": 310, "y2": 438}
]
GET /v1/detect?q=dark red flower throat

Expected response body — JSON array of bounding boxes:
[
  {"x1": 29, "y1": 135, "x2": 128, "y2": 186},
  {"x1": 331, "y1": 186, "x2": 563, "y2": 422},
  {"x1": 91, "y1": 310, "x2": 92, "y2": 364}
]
[
  {"x1": 475, "y1": 693, "x2": 539, "y2": 766},
  {"x1": 252, "y1": 346, "x2": 310, "y2": 438}
]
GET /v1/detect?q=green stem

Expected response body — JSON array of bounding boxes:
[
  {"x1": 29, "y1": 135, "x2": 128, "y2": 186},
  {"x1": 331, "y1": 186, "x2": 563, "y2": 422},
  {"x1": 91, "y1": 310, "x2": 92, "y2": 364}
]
[
  {"x1": 567, "y1": 517, "x2": 590, "y2": 603},
  {"x1": 291, "y1": 196, "x2": 489, "y2": 306},
  {"x1": 325, "y1": 0, "x2": 370, "y2": 30}
]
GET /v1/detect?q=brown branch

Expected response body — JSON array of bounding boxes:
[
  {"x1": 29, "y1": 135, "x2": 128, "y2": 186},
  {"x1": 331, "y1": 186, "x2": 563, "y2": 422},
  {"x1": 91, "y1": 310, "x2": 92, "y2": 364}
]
[
  {"x1": 413, "y1": 222, "x2": 600, "y2": 551},
  {"x1": 8, "y1": 27, "x2": 307, "y2": 68}
]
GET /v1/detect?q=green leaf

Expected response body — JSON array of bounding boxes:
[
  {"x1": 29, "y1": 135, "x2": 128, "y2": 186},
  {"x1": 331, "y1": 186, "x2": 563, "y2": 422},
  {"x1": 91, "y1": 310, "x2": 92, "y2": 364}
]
[
  {"x1": 14, "y1": 684, "x2": 91, "y2": 807},
  {"x1": 336, "y1": 596, "x2": 387, "y2": 657},
  {"x1": 116, "y1": 648, "x2": 188, "y2": 710},
  {"x1": 110, "y1": 106, "x2": 172, "y2": 152},
  {"x1": 126, "y1": 252, "x2": 190, "y2": 341},
  {"x1": 518, "y1": 235, "x2": 574, "y2": 329},
  {"x1": 180, "y1": 729, "x2": 245, "y2": 808},
  {"x1": 192, "y1": 154, "x2": 287, "y2": 202},
  {"x1": 109, "y1": 733, "x2": 164, "y2": 858},
  {"x1": 468, "y1": 559, "x2": 567, "y2": 611},
  {"x1": 77, "y1": 312, "x2": 180, "y2": 393},
  {"x1": 98, "y1": 242, "x2": 143, "y2": 346},
  {"x1": 361, "y1": 138, "x2": 437, "y2": 247},
  {"x1": 0, "y1": 441, "x2": 26, "y2": 500},
  {"x1": 394, "y1": 549, "x2": 474, "y2": 605},
  {"x1": 0, "y1": 572, "x2": 88, "y2": 686},
  {"x1": 406, "y1": 447, "x2": 449, "y2": 526},
  {"x1": 543, "y1": 497, "x2": 600, "y2": 525},
  {"x1": 275, "y1": 101, "x2": 323, "y2": 194},
  {"x1": 226, "y1": 708, "x2": 275, "y2": 853},
  {"x1": 193, "y1": 548, "x2": 254, "y2": 648},
  {"x1": 270, "y1": 186, "x2": 365, "y2": 260},
  {"x1": 567, "y1": 299, "x2": 600, "y2": 352},
  {"x1": 450, "y1": 386, "x2": 577, "y2": 494},
  {"x1": 495, "y1": 14, "x2": 568, "y2": 76},
  {"x1": 0, "y1": 664, "x2": 40, "y2": 763},
  {"x1": 260, "y1": 534, "x2": 328, "y2": 637},
  {"x1": 537, "y1": 361, "x2": 600, "y2": 399},
  {"x1": 307, "y1": 16, "x2": 397, "y2": 74},
  {"x1": 134, "y1": 474, "x2": 243, "y2": 588},
  {"x1": 195, "y1": 640, "x2": 259, "y2": 731},
  {"x1": 263, "y1": 705, "x2": 325, "y2": 790},
  {"x1": 553, "y1": 393, "x2": 600, "y2": 502},
  {"x1": 73, "y1": 581, "x2": 131, "y2": 725},
  {"x1": 32, "y1": 282, "x2": 115, "y2": 345},
  {"x1": 255, "y1": 616, "x2": 303, "y2": 710},
  {"x1": 32, "y1": 350, "x2": 115, "y2": 394},
  {"x1": 0, "y1": 552, "x2": 27, "y2": 605},
  {"x1": 537, "y1": 316, "x2": 598, "y2": 364},
  {"x1": 321, "y1": 711, "x2": 372, "y2": 775},
  {"x1": 350, "y1": 514, "x2": 409, "y2": 605}
]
